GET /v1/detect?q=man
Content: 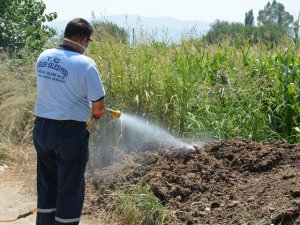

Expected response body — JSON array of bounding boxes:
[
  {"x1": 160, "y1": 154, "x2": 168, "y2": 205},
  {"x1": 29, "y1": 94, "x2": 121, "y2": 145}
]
[{"x1": 33, "y1": 18, "x2": 105, "y2": 225}]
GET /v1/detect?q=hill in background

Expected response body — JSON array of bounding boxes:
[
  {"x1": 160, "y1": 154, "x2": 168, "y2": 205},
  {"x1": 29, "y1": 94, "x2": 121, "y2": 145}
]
[{"x1": 47, "y1": 15, "x2": 211, "y2": 43}]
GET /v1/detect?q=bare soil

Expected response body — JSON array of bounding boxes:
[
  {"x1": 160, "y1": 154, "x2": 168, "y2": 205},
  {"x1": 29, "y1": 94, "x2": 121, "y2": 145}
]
[{"x1": 85, "y1": 138, "x2": 300, "y2": 225}]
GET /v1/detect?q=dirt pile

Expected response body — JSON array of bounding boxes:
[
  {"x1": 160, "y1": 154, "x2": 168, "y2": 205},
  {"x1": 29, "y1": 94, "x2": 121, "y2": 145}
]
[{"x1": 85, "y1": 139, "x2": 300, "y2": 225}]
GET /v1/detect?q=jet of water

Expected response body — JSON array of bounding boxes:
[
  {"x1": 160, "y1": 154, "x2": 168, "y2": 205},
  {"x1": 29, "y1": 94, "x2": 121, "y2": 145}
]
[
  {"x1": 118, "y1": 113, "x2": 195, "y2": 150},
  {"x1": 89, "y1": 112, "x2": 200, "y2": 169}
]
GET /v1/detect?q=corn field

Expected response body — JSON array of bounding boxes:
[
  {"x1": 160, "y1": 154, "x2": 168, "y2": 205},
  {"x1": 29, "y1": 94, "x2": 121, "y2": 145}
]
[{"x1": 89, "y1": 38, "x2": 300, "y2": 143}]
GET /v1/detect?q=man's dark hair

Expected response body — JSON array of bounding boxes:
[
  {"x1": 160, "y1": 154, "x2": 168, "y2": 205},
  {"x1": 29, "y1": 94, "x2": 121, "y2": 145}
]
[{"x1": 64, "y1": 18, "x2": 93, "y2": 40}]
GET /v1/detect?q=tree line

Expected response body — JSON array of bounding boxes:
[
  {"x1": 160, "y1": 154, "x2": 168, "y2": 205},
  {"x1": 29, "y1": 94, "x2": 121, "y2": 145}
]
[
  {"x1": 0, "y1": 0, "x2": 299, "y2": 57},
  {"x1": 205, "y1": 0, "x2": 299, "y2": 45}
]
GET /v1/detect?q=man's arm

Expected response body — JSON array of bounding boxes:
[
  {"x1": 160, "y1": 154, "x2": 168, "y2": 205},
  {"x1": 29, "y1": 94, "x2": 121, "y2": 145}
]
[{"x1": 92, "y1": 97, "x2": 105, "y2": 119}]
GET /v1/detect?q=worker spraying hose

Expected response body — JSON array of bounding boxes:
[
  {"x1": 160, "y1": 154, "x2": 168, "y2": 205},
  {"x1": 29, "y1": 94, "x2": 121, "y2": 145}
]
[{"x1": 32, "y1": 18, "x2": 107, "y2": 225}]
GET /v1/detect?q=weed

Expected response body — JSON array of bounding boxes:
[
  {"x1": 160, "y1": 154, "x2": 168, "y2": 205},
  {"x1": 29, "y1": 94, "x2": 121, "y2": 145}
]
[{"x1": 112, "y1": 185, "x2": 171, "y2": 225}]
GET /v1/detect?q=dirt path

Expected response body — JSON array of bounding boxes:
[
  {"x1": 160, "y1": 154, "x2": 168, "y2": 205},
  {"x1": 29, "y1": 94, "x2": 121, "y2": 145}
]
[{"x1": 0, "y1": 167, "x2": 102, "y2": 225}]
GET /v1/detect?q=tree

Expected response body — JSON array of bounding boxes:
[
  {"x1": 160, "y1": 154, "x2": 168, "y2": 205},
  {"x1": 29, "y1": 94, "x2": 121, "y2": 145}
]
[
  {"x1": 293, "y1": 12, "x2": 300, "y2": 40},
  {"x1": 257, "y1": 0, "x2": 294, "y2": 33},
  {"x1": 91, "y1": 20, "x2": 129, "y2": 44},
  {"x1": 0, "y1": 0, "x2": 57, "y2": 55},
  {"x1": 204, "y1": 20, "x2": 253, "y2": 45},
  {"x1": 245, "y1": 9, "x2": 254, "y2": 26},
  {"x1": 204, "y1": 20, "x2": 285, "y2": 45}
]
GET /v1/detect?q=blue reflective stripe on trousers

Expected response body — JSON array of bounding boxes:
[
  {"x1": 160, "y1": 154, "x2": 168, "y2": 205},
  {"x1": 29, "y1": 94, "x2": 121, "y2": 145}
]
[{"x1": 33, "y1": 117, "x2": 89, "y2": 225}]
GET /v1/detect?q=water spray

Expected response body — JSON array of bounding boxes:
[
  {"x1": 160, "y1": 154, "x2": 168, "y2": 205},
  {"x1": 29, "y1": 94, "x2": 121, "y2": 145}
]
[
  {"x1": 89, "y1": 109, "x2": 197, "y2": 152},
  {"x1": 119, "y1": 113, "x2": 195, "y2": 150}
]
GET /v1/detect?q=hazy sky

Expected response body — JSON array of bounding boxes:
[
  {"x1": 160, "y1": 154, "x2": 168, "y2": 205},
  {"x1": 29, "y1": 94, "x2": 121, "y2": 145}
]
[{"x1": 43, "y1": 0, "x2": 299, "y2": 23}]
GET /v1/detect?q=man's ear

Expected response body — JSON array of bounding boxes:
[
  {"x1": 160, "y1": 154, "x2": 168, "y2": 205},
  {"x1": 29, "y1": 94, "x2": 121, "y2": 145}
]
[{"x1": 80, "y1": 37, "x2": 88, "y2": 45}]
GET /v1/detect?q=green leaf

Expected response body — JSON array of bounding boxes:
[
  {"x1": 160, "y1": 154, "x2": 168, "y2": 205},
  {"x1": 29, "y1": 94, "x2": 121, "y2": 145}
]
[{"x1": 287, "y1": 83, "x2": 296, "y2": 95}]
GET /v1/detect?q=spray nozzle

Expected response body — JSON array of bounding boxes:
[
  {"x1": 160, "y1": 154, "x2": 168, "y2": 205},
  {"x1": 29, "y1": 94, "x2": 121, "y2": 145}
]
[
  {"x1": 106, "y1": 108, "x2": 121, "y2": 119},
  {"x1": 86, "y1": 108, "x2": 121, "y2": 131}
]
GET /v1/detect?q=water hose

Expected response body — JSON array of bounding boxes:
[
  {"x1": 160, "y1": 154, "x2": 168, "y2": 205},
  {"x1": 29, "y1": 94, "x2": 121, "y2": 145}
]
[{"x1": 0, "y1": 208, "x2": 37, "y2": 222}]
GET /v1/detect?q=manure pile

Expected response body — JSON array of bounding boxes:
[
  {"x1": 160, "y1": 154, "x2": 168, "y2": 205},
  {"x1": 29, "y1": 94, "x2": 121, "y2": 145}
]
[{"x1": 84, "y1": 139, "x2": 300, "y2": 225}]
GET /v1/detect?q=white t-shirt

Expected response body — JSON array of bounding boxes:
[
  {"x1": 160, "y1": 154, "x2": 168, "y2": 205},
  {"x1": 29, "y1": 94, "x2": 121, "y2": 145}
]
[{"x1": 34, "y1": 47, "x2": 105, "y2": 122}]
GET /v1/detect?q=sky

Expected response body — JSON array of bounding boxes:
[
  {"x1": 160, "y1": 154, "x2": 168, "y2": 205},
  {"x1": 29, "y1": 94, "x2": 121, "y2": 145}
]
[{"x1": 43, "y1": 0, "x2": 299, "y2": 23}]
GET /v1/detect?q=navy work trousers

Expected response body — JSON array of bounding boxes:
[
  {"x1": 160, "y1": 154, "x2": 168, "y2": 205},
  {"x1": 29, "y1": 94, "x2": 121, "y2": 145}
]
[{"x1": 33, "y1": 117, "x2": 89, "y2": 225}]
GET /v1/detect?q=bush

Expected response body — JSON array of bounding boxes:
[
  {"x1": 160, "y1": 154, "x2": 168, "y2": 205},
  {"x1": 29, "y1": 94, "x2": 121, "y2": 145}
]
[
  {"x1": 112, "y1": 185, "x2": 171, "y2": 225},
  {"x1": 0, "y1": 0, "x2": 57, "y2": 56}
]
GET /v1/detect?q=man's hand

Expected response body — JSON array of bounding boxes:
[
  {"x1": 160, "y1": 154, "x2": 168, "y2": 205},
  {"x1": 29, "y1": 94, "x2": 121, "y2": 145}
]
[
  {"x1": 92, "y1": 98, "x2": 105, "y2": 119},
  {"x1": 94, "y1": 109, "x2": 105, "y2": 119}
]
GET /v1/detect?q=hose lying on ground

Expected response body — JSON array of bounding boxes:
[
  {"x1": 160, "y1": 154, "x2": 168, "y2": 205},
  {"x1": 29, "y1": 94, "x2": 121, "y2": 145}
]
[{"x1": 0, "y1": 208, "x2": 37, "y2": 222}]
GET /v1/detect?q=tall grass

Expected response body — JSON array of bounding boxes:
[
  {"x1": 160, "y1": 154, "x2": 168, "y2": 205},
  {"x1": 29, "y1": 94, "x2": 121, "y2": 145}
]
[{"x1": 90, "y1": 38, "x2": 300, "y2": 143}]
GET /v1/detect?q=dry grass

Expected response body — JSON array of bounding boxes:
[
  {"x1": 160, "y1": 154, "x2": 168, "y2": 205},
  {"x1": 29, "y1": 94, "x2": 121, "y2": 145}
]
[
  {"x1": 1, "y1": 145, "x2": 36, "y2": 194},
  {"x1": 0, "y1": 59, "x2": 37, "y2": 194},
  {"x1": 0, "y1": 61, "x2": 36, "y2": 160}
]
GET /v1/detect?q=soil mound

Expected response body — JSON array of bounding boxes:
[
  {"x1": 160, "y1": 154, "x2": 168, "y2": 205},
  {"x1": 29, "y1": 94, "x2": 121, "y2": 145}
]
[{"x1": 85, "y1": 139, "x2": 300, "y2": 225}]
